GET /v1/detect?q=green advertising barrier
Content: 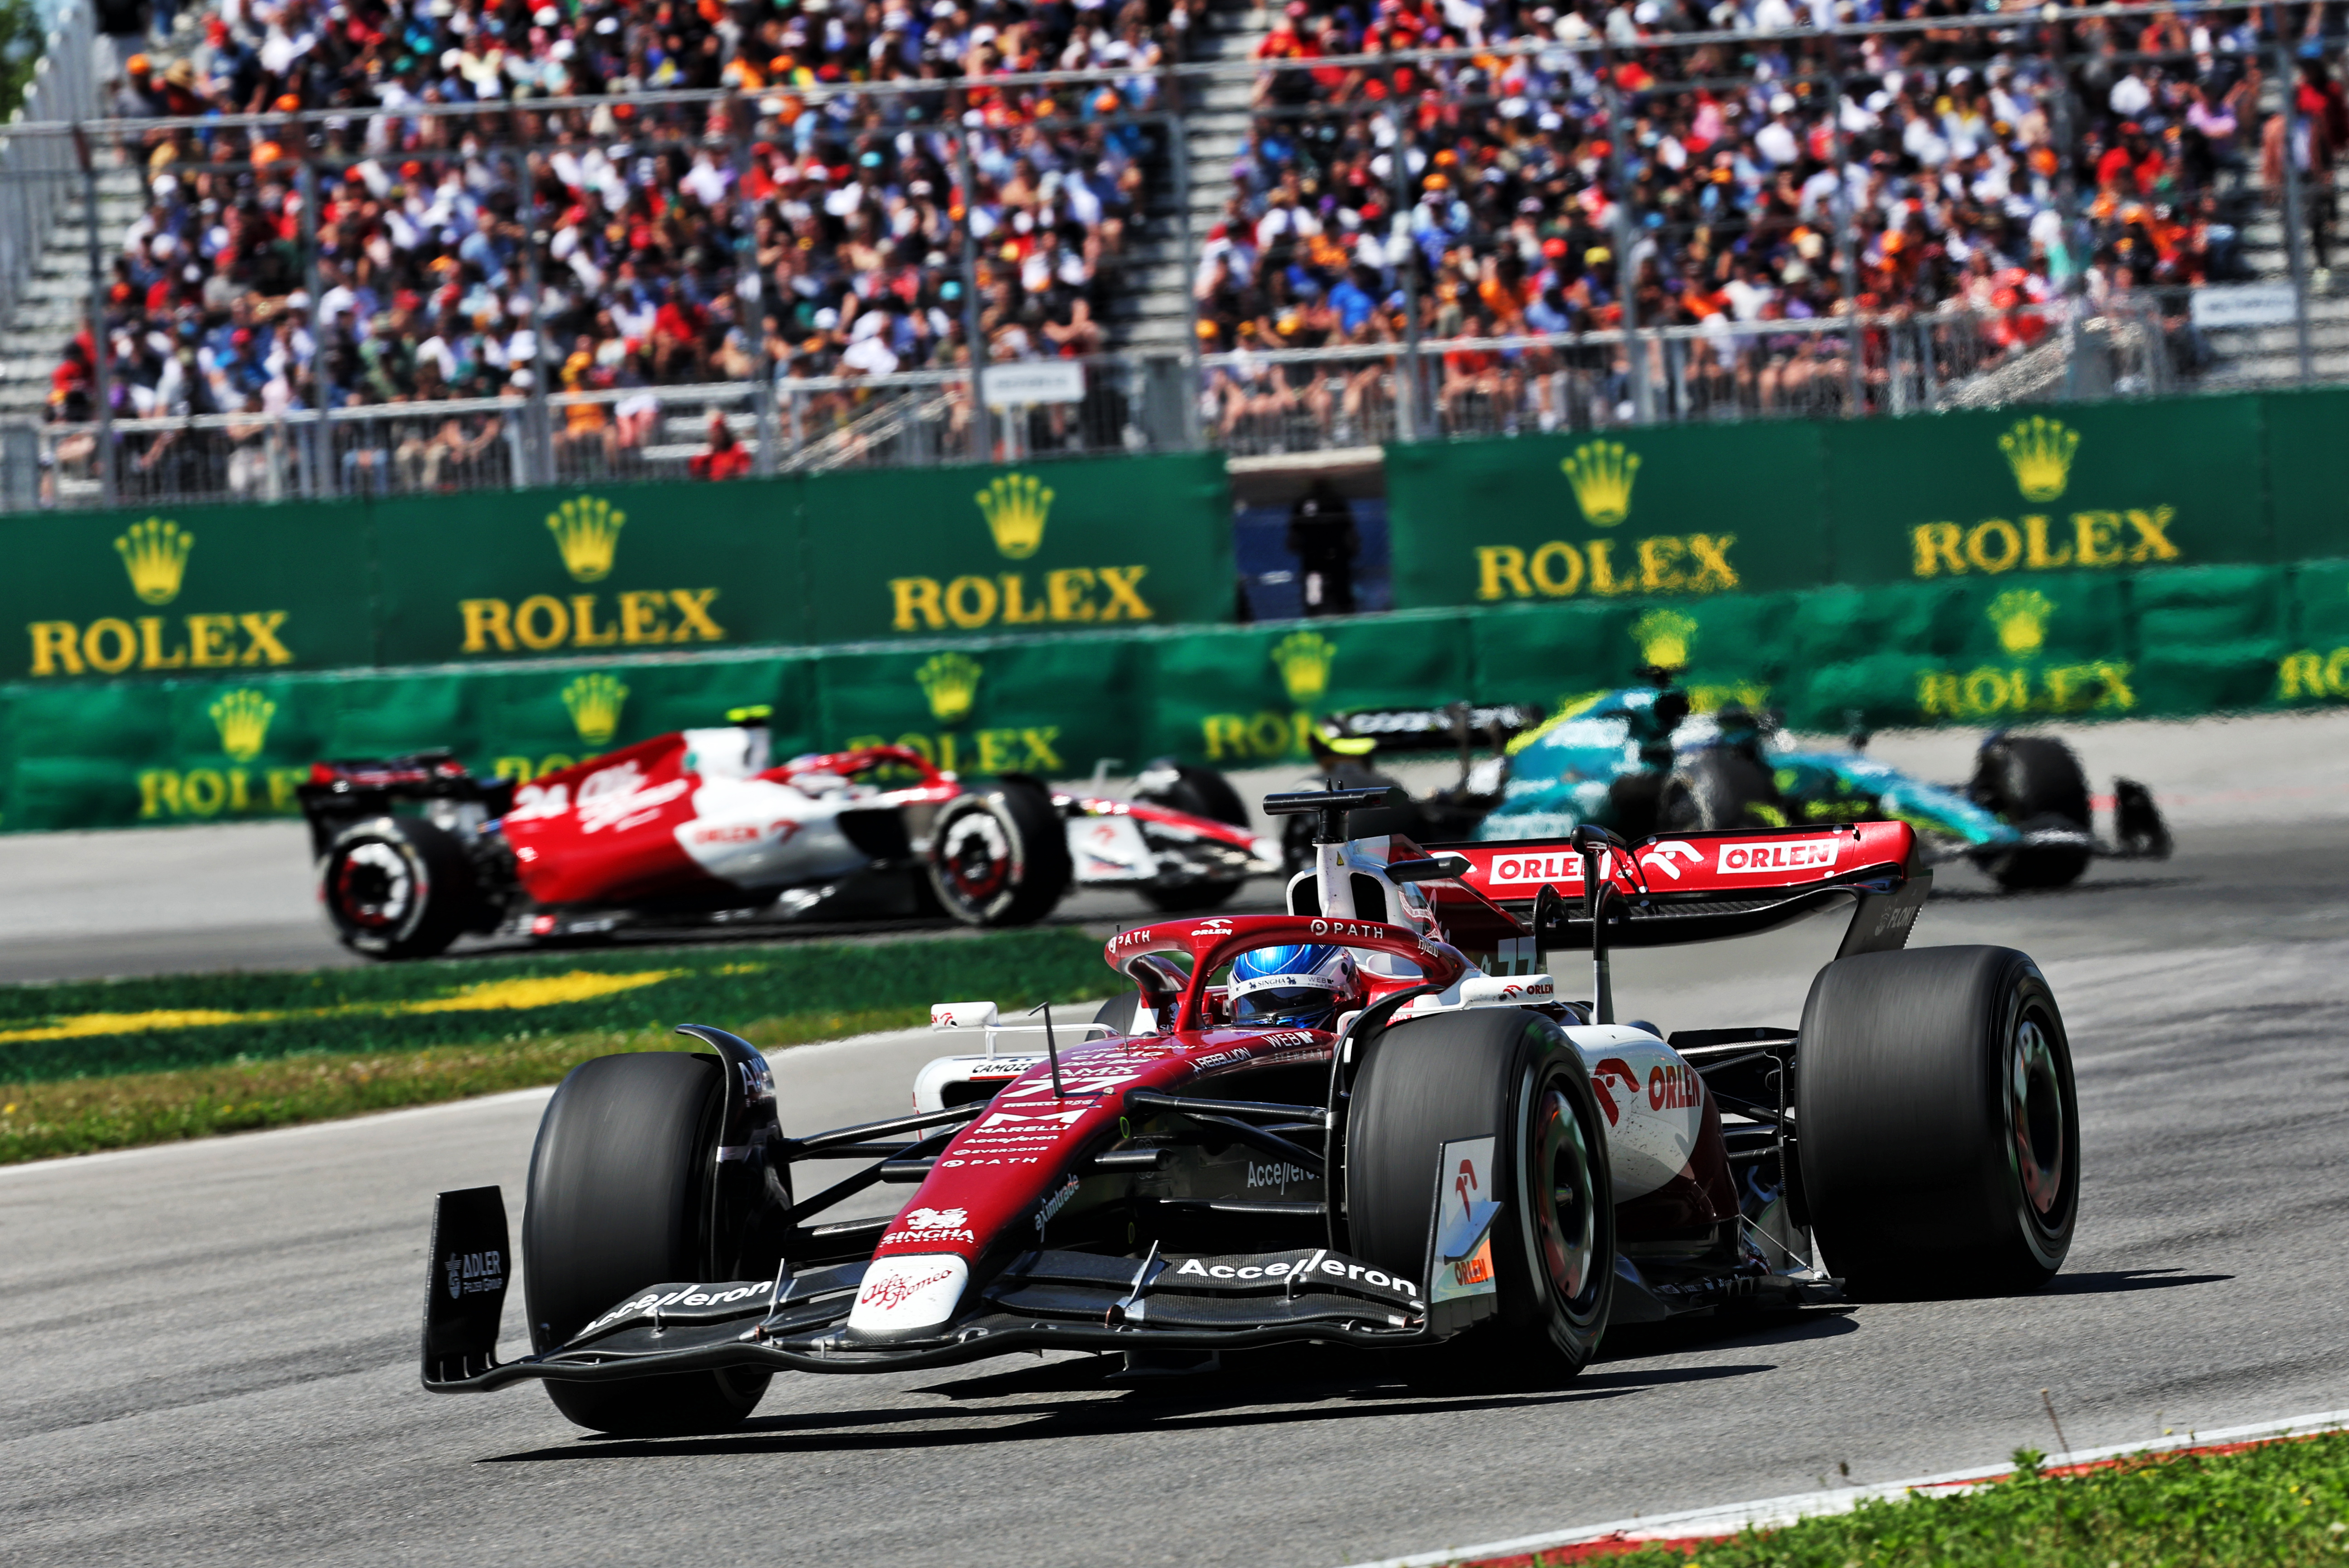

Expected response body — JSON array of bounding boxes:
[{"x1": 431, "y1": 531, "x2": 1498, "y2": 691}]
[
  {"x1": 799, "y1": 451, "x2": 1232, "y2": 644},
  {"x1": 2, "y1": 561, "x2": 2339, "y2": 835},
  {"x1": 1388, "y1": 390, "x2": 2349, "y2": 611},
  {"x1": 1387, "y1": 423, "x2": 1830, "y2": 611},
  {"x1": 0, "y1": 497, "x2": 381, "y2": 684},
  {"x1": 1820, "y1": 398, "x2": 2270, "y2": 583},
  {"x1": 1, "y1": 451, "x2": 1232, "y2": 689}
]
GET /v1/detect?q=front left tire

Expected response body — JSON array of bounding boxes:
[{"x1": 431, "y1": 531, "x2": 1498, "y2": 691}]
[
  {"x1": 1345, "y1": 1008, "x2": 1615, "y2": 1376},
  {"x1": 926, "y1": 779, "x2": 1073, "y2": 926},
  {"x1": 522, "y1": 1052, "x2": 771, "y2": 1435}
]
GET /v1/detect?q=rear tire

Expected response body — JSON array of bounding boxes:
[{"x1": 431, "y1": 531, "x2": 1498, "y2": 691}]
[
  {"x1": 1971, "y1": 735, "x2": 2092, "y2": 890},
  {"x1": 522, "y1": 1052, "x2": 771, "y2": 1435},
  {"x1": 319, "y1": 816, "x2": 477, "y2": 960},
  {"x1": 1135, "y1": 760, "x2": 1250, "y2": 912},
  {"x1": 1796, "y1": 946, "x2": 2079, "y2": 1299},
  {"x1": 926, "y1": 780, "x2": 1072, "y2": 926},
  {"x1": 1346, "y1": 1008, "x2": 1614, "y2": 1377}
]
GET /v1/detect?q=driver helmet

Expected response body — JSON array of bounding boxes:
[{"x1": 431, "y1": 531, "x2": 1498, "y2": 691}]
[{"x1": 1228, "y1": 944, "x2": 1365, "y2": 1031}]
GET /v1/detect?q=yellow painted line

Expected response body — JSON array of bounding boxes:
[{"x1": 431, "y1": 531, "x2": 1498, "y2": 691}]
[{"x1": 0, "y1": 970, "x2": 685, "y2": 1046}]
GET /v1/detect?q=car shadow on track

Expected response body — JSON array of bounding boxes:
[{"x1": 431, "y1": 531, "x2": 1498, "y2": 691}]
[
  {"x1": 476, "y1": 1348, "x2": 1786, "y2": 1464},
  {"x1": 2034, "y1": 1268, "x2": 2235, "y2": 1296},
  {"x1": 1928, "y1": 875, "x2": 2193, "y2": 903}
]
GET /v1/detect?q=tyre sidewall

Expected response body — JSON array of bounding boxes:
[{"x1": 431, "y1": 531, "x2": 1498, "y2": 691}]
[
  {"x1": 926, "y1": 782, "x2": 1070, "y2": 926},
  {"x1": 320, "y1": 816, "x2": 471, "y2": 958}
]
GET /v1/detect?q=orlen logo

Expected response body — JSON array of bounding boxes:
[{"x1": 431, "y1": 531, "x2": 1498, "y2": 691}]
[
  {"x1": 1501, "y1": 977, "x2": 1555, "y2": 1000},
  {"x1": 1588, "y1": 1058, "x2": 1641, "y2": 1126},
  {"x1": 1485, "y1": 852, "x2": 1586, "y2": 887},
  {"x1": 1717, "y1": 838, "x2": 1841, "y2": 876},
  {"x1": 1650, "y1": 1062, "x2": 1699, "y2": 1111}
]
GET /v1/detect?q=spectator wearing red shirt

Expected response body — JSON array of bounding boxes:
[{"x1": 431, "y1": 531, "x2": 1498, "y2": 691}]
[{"x1": 687, "y1": 412, "x2": 752, "y2": 480}]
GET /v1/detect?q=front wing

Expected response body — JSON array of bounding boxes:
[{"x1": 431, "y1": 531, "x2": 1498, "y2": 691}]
[{"x1": 422, "y1": 1192, "x2": 1433, "y2": 1391}]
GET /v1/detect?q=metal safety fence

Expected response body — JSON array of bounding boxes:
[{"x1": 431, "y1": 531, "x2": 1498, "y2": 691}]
[{"x1": 0, "y1": 0, "x2": 2335, "y2": 511}]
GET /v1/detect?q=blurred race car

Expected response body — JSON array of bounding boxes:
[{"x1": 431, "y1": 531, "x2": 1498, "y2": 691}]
[
  {"x1": 298, "y1": 714, "x2": 1277, "y2": 959},
  {"x1": 417, "y1": 782, "x2": 2078, "y2": 1434},
  {"x1": 1322, "y1": 683, "x2": 2170, "y2": 890}
]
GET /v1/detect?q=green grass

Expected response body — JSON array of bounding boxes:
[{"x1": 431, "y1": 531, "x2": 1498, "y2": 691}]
[
  {"x1": 0, "y1": 929, "x2": 1118, "y2": 1163},
  {"x1": 1558, "y1": 1433, "x2": 2349, "y2": 1568}
]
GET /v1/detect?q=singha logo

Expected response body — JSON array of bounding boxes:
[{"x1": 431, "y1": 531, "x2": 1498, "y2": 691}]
[
  {"x1": 115, "y1": 516, "x2": 194, "y2": 605},
  {"x1": 546, "y1": 495, "x2": 627, "y2": 583},
  {"x1": 1998, "y1": 416, "x2": 2079, "y2": 502},
  {"x1": 1560, "y1": 439, "x2": 1640, "y2": 527},
  {"x1": 916, "y1": 651, "x2": 983, "y2": 724},
  {"x1": 561, "y1": 672, "x2": 630, "y2": 745},
  {"x1": 1989, "y1": 589, "x2": 2055, "y2": 656},
  {"x1": 1632, "y1": 608, "x2": 1698, "y2": 672},
  {"x1": 1270, "y1": 629, "x2": 1337, "y2": 705},
  {"x1": 209, "y1": 689, "x2": 277, "y2": 762},
  {"x1": 975, "y1": 472, "x2": 1052, "y2": 560}
]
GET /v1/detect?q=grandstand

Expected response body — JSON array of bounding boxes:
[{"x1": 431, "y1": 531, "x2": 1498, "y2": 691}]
[{"x1": 0, "y1": 0, "x2": 2343, "y2": 508}]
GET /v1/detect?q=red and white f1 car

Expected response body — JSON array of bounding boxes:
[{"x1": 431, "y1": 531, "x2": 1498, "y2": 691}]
[
  {"x1": 299, "y1": 714, "x2": 1278, "y2": 958},
  {"x1": 420, "y1": 785, "x2": 2079, "y2": 1433}
]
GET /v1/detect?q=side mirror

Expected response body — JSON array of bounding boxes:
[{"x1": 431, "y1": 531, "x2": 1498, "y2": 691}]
[{"x1": 1387, "y1": 853, "x2": 1471, "y2": 883}]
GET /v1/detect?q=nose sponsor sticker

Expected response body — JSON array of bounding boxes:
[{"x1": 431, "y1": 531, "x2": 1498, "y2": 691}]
[
  {"x1": 1716, "y1": 837, "x2": 1841, "y2": 876},
  {"x1": 846, "y1": 1254, "x2": 970, "y2": 1340}
]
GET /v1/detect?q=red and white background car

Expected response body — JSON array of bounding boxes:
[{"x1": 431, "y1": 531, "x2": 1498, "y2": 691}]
[
  {"x1": 297, "y1": 713, "x2": 1278, "y2": 958},
  {"x1": 420, "y1": 785, "x2": 2079, "y2": 1435}
]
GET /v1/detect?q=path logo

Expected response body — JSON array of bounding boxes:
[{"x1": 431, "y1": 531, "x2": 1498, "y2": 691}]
[
  {"x1": 1989, "y1": 589, "x2": 2054, "y2": 656},
  {"x1": 116, "y1": 517, "x2": 195, "y2": 605},
  {"x1": 1561, "y1": 440, "x2": 1640, "y2": 527},
  {"x1": 561, "y1": 672, "x2": 629, "y2": 745},
  {"x1": 976, "y1": 473, "x2": 1052, "y2": 560},
  {"x1": 1998, "y1": 416, "x2": 2079, "y2": 502},
  {"x1": 546, "y1": 495, "x2": 625, "y2": 583},
  {"x1": 1633, "y1": 608, "x2": 1697, "y2": 671},
  {"x1": 209, "y1": 689, "x2": 277, "y2": 762},
  {"x1": 916, "y1": 651, "x2": 983, "y2": 724},
  {"x1": 1271, "y1": 630, "x2": 1336, "y2": 704}
]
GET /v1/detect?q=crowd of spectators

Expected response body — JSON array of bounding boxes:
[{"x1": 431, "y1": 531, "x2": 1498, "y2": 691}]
[
  {"x1": 1203, "y1": 0, "x2": 2349, "y2": 435},
  {"x1": 51, "y1": 0, "x2": 1187, "y2": 484},
  {"x1": 42, "y1": 0, "x2": 2349, "y2": 483}
]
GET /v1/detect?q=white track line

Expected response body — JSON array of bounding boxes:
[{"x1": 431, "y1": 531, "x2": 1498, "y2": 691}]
[{"x1": 1338, "y1": 1407, "x2": 2349, "y2": 1568}]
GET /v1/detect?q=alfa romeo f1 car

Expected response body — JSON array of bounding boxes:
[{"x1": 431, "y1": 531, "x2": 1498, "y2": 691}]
[
  {"x1": 1323, "y1": 684, "x2": 2170, "y2": 890},
  {"x1": 300, "y1": 714, "x2": 1278, "y2": 959},
  {"x1": 420, "y1": 782, "x2": 2079, "y2": 1434}
]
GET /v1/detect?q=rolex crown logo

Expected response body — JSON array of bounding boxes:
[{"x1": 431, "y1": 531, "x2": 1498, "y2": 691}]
[
  {"x1": 1988, "y1": 589, "x2": 2055, "y2": 656},
  {"x1": 1561, "y1": 440, "x2": 1640, "y2": 528},
  {"x1": 546, "y1": 495, "x2": 627, "y2": 583},
  {"x1": 561, "y1": 672, "x2": 630, "y2": 746},
  {"x1": 209, "y1": 689, "x2": 276, "y2": 762},
  {"x1": 1269, "y1": 630, "x2": 1337, "y2": 705},
  {"x1": 115, "y1": 516, "x2": 195, "y2": 605},
  {"x1": 1632, "y1": 608, "x2": 1698, "y2": 671},
  {"x1": 975, "y1": 473, "x2": 1052, "y2": 560},
  {"x1": 1997, "y1": 415, "x2": 2080, "y2": 502},
  {"x1": 916, "y1": 651, "x2": 984, "y2": 724}
]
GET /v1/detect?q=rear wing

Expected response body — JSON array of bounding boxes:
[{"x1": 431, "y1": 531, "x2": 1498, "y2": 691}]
[
  {"x1": 1326, "y1": 704, "x2": 1543, "y2": 755},
  {"x1": 1431, "y1": 820, "x2": 1928, "y2": 960}
]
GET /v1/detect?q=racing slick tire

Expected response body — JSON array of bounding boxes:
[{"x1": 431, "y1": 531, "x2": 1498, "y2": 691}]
[
  {"x1": 521, "y1": 1052, "x2": 771, "y2": 1435},
  {"x1": 1659, "y1": 747, "x2": 1785, "y2": 832},
  {"x1": 926, "y1": 779, "x2": 1073, "y2": 926},
  {"x1": 1346, "y1": 1008, "x2": 1614, "y2": 1377},
  {"x1": 318, "y1": 816, "x2": 478, "y2": 960},
  {"x1": 1797, "y1": 946, "x2": 2079, "y2": 1300},
  {"x1": 1133, "y1": 759, "x2": 1249, "y2": 912},
  {"x1": 1970, "y1": 735, "x2": 2093, "y2": 890}
]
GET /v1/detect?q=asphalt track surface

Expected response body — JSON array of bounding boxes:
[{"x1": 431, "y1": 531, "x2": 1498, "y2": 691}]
[{"x1": 5, "y1": 712, "x2": 2349, "y2": 1566}]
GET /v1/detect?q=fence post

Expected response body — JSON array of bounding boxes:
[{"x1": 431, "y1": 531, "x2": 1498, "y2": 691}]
[
  {"x1": 2044, "y1": 19, "x2": 2090, "y2": 401},
  {"x1": 732, "y1": 124, "x2": 776, "y2": 476},
  {"x1": 1599, "y1": 48, "x2": 1648, "y2": 424},
  {"x1": 954, "y1": 125, "x2": 992, "y2": 463},
  {"x1": 1387, "y1": 104, "x2": 1422, "y2": 442},
  {"x1": 516, "y1": 147, "x2": 553, "y2": 487},
  {"x1": 1827, "y1": 34, "x2": 1864, "y2": 414},
  {"x1": 71, "y1": 123, "x2": 111, "y2": 507},
  {"x1": 2273, "y1": 25, "x2": 2316, "y2": 384},
  {"x1": 1171, "y1": 111, "x2": 1201, "y2": 450}
]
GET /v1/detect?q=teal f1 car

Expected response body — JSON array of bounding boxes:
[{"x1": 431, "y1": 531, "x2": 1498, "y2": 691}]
[{"x1": 1325, "y1": 684, "x2": 2170, "y2": 891}]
